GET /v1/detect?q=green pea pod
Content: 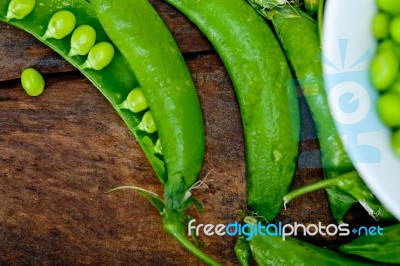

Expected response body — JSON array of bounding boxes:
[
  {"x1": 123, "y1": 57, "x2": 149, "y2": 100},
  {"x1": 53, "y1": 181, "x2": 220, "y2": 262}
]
[
  {"x1": 0, "y1": 0, "x2": 167, "y2": 184},
  {"x1": 91, "y1": 0, "x2": 204, "y2": 191},
  {"x1": 244, "y1": 217, "x2": 377, "y2": 266},
  {"x1": 164, "y1": 0, "x2": 300, "y2": 222},
  {"x1": 339, "y1": 223, "x2": 400, "y2": 264},
  {"x1": 89, "y1": 1, "x2": 219, "y2": 265},
  {"x1": 247, "y1": 1, "x2": 362, "y2": 222},
  {"x1": 235, "y1": 236, "x2": 252, "y2": 266},
  {"x1": 1, "y1": 0, "x2": 214, "y2": 264},
  {"x1": 249, "y1": 232, "x2": 377, "y2": 266}
]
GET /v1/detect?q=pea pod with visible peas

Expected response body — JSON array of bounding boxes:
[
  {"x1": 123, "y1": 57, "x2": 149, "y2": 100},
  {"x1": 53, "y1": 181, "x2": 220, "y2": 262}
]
[
  {"x1": 1, "y1": 0, "x2": 215, "y2": 264},
  {"x1": 88, "y1": 0, "x2": 219, "y2": 264},
  {"x1": 0, "y1": 0, "x2": 169, "y2": 184}
]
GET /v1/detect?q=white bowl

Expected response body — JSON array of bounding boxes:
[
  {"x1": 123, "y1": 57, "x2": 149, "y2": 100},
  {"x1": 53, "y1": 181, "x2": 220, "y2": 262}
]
[{"x1": 323, "y1": 0, "x2": 400, "y2": 220}]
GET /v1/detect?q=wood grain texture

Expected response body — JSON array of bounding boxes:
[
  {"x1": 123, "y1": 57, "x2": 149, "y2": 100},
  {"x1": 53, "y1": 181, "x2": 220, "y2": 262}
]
[{"x1": 0, "y1": 1, "x2": 376, "y2": 265}]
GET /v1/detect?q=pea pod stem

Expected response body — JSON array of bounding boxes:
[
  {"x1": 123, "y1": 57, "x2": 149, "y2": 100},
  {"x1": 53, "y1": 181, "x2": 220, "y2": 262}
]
[
  {"x1": 106, "y1": 185, "x2": 164, "y2": 204},
  {"x1": 284, "y1": 171, "x2": 395, "y2": 221},
  {"x1": 283, "y1": 176, "x2": 340, "y2": 206},
  {"x1": 163, "y1": 208, "x2": 222, "y2": 266}
]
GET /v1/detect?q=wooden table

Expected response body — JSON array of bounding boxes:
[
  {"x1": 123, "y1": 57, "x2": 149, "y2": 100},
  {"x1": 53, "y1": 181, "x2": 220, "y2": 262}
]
[{"x1": 0, "y1": 1, "x2": 376, "y2": 265}]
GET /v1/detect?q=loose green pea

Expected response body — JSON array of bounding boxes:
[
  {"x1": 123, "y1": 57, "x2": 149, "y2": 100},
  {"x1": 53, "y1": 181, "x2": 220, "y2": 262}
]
[
  {"x1": 372, "y1": 12, "x2": 390, "y2": 40},
  {"x1": 391, "y1": 129, "x2": 400, "y2": 157},
  {"x1": 68, "y1": 25, "x2": 97, "y2": 57},
  {"x1": 137, "y1": 111, "x2": 157, "y2": 134},
  {"x1": 377, "y1": 39, "x2": 400, "y2": 58},
  {"x1": 20, "y1": 68, "x2": 45, "y2": 97},
  {"x1": 377, "y1": 0, "x2": 400, "y2": 16},
  {"x1": 390, "y1": 17, "x2": 400, "y2": 44},
  {"x1": 389, "y1": 75, "x2": 400, "y2": 95},
  {"x1": 119, "y1": 87, "x2": 148, "y2": 113},
  {"x1": 370, "y1": 49, "x2": 399, "y2": 91},
  {"x1": 81, "y1": 42, "x2": 115, "y2": 70},
  {"x1": 43, "y1": 10, "x2": 76, "y2": 40},
  {"x1": 377, "y1": 92, "x2": 400, "y2": 127},
  {"x1": 154, "y1": 138, "x2": 163, "y2": 155},
  {"x1": 6, "y1": 0, "x2": 35, "y2": 20}
]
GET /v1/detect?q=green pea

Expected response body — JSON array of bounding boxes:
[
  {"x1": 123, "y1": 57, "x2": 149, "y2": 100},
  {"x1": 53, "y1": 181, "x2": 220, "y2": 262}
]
[
  {"x1": 377, "y1": 92, "x2": 400, "y2": 127},
  {"x1": 20, "y1": 68, "x2": 45, "y2": 97},
  {"x1": 370, "y1": 49, "x2": 399, "y2": 91},
  {"x1": 6, "y1": 0, "x2": 35, "y2": 20},
  {"x1": 119, "y1": 87, "x2": 148, "y2": 113},
  {"x1": 154, "y1": 138, "x2": 163, "y2": 155},
  {"x1": 391, "y1": 129, "x2": 400, "y2": 157},
  {"x1": 137, "y1": 111, "x2": 157, "y2": 134},
  {"x1": 81, "y1": 42, "x2": 115, "y2": 70},
  {"x1": 377, "y1": 39, "x2": 400, "y2": 58},
  {"x1": 43, "y1": 10, "x2": 76, "y2": 40},
  {"x1": 390, "y1": 17, "x2": 400, "y2": 44},
  {"x1": 377, "y1": 0, "x2": 400, "y2": 16},
  {"x1": 68, "y1": 25, "x2": 97, "y2": 57},
  {"x1": 389, "y1": 75, "x2": 400, "y2": 95},
  {"x1": 372, "y1": 12, "x2": 390, "y2": 40}
]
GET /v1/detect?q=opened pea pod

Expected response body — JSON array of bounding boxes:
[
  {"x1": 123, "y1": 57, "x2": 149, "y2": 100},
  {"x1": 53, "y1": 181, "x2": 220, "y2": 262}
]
[
  {"x1": 0, "y1": 0, "x2": 167, "y2": 182},
  {"x1": 0, "y1": 0, "x2": 216, "y2": 264},
  {"x1": 89, "y1": 1, "x2": 224, "y2": 264}
]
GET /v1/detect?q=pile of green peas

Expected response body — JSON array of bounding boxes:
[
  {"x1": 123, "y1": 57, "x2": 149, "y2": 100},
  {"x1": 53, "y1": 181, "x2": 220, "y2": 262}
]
[
  {"x1": 6, "y1": 0, "x2": 161, "y2": 154},
  {"x1": 370, "y1": 0, "x2": 400, "y2": 157}
]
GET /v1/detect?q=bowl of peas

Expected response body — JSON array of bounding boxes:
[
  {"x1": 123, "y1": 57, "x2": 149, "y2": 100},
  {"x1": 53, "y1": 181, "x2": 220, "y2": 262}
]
[{"x1": 323, "y1": 0, "x2": 400, "y2": 220}]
